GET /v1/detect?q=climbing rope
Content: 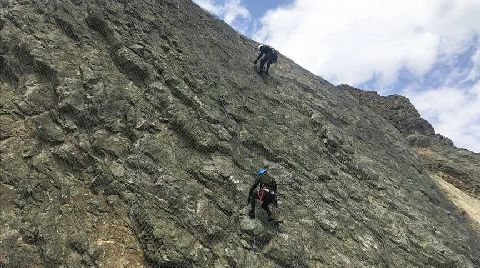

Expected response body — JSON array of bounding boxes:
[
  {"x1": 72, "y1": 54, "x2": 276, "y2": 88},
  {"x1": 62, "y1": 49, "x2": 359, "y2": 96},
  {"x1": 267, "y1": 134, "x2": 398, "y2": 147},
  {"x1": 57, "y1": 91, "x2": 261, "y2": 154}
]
[{"x1": 252, "y1": 207, "x2": 257, "y2": 253}]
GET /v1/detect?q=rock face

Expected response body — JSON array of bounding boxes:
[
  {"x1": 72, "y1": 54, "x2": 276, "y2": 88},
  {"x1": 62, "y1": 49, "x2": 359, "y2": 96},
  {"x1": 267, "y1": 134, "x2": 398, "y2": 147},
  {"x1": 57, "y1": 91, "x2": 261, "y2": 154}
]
[
  {"x1": 338, "y1": 85, "x2": 480, "y2": 199},
  {"x1": 337, "y1": 84, "x2": 435, "y2": 136},
  {"x1": 415, "y1": 145, "x2": 480, "y2": 199},
  {"x1": 1, "y1": 1, "x2": 479, "y2": 267}
]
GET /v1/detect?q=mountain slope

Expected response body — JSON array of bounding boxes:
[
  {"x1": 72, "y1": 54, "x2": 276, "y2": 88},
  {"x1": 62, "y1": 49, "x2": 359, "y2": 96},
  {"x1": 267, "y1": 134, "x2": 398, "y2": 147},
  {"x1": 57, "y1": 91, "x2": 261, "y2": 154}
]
[
  {"x1": 338, "y1": 85, "x2": 480, "y2": 200},
  {"x1": 1, "y1": 0, "x2": 479, "y2": 267},
  {"x1": 338, "y1": 84, "x2": 480, "y2": 236}
]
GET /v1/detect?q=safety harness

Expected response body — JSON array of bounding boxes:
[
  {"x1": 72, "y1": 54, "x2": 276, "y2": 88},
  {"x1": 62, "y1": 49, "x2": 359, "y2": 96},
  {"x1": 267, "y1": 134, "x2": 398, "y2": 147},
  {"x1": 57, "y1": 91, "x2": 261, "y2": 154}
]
[{"x1": 257, "y1": 185, "x2": 274, "y2": 201}]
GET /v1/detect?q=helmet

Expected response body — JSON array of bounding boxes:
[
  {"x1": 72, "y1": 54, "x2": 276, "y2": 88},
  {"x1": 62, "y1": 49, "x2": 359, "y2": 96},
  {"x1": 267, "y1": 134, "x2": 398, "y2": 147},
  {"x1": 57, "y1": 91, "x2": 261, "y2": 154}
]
[
  {"x1": 256, "y1": 168, "x2": 268, "y2": 176},
  {"x1": 257, "y1": 44, "x2": 263, "y2": 51}
]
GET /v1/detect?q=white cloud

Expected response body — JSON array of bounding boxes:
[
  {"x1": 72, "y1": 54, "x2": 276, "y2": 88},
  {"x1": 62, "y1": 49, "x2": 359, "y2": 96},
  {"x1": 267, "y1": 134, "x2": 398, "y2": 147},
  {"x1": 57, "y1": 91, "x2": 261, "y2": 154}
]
[
  {"x1": 253, "y1": 0, "x2": 480, "y2": 86},
  {"x1": 253, "y1": 0, "x2": 480, "y2": 152},
  {"x1": 464, "y1": 46, "x2": 480, "y2": 83},
  {"x1": 193, "y1": 0, "x2": 250, "y2": 33},
  {"x1": 193, "y1": 0, "x2": 480, "y2": 152},
  {"x1": 194, "y1": 0, "x2": 222, "y2": 15},
  {"x1": 223, "y1": 0, "x2": 249, "y2": 25},
  {"x1": 405, "y1": 84, "x2": 480, "y2": 152}
]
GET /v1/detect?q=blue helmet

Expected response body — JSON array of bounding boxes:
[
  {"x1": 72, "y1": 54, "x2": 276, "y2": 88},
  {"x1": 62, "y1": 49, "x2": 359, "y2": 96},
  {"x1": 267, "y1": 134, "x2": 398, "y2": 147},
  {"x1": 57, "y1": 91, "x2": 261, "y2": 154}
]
[{"x1": 256, "y1": 168, "x2": 268, "y2": 176}]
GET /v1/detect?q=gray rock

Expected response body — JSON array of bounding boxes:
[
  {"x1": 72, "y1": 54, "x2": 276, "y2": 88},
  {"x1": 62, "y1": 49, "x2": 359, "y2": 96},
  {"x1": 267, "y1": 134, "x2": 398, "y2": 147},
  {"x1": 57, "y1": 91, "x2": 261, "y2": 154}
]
[
  {"x1": 338, "y1": 84, "x2": 435, "y2": 136},
  {"x1": 69, "y1": 231, "x2": 89, "y2": 254},
  {"x1": 1, "y1": 1, "x2": 479, "y2": 267},
  {"x1": 407, "y1": 134, "x2": 431, "y2": 147},
  {"x1": 35, "y1": 113, "x2": 65, "y2": 144},
  {"x1": 339, "y1": 85, "x2": 480, "y2": 198},
  {"x1": 240, "y1": 217, "x2": 264, "y2": 235},
  {"x1": 92, "y1": 131, "x2": 130, "y2": 157}
]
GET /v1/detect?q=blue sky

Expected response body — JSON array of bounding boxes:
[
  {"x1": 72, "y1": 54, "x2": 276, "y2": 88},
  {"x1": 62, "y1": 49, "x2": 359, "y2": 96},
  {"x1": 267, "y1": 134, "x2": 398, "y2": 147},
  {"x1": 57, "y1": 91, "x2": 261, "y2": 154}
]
[
  {"x1": 193, "y1": 0, "x2": 480, "y2": 153},
  {"x1": 241, "y1": 0, "x2": 292, "y2": 21}
]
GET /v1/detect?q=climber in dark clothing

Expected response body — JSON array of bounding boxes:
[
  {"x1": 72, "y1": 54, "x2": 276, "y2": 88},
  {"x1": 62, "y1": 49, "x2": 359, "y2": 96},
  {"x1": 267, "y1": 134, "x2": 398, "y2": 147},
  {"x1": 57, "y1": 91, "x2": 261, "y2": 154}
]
[
  {"x1": 247, "y1": 168, "x2": 279, "y2": 221},
  {"x1": 253, "y1": 44, "x2": 278, "y2": 75}
]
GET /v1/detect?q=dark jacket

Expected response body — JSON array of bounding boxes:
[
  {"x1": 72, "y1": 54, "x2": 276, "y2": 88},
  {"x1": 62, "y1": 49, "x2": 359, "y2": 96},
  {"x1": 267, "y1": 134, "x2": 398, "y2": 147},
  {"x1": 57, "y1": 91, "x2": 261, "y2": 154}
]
[
  {"x1": 256, "y1": 45, "x2": 276, "y2": 62},
  {"x1": 248, "y1": 173, "x2": 277, "y2": 197},
  {"x1": 259, "y1": 45, "x2": 273, "y2": 56}
]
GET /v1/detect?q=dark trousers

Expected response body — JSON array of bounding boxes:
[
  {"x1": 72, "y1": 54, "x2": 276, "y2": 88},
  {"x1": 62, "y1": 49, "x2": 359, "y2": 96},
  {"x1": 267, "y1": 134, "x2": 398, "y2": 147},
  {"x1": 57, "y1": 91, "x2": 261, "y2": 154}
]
[
  {"x1": 259, "y1": 56, "x2": 271, "y2": 73},
  {"x1": 250, "y1": 190, "x2": 275, "y2": 217}
]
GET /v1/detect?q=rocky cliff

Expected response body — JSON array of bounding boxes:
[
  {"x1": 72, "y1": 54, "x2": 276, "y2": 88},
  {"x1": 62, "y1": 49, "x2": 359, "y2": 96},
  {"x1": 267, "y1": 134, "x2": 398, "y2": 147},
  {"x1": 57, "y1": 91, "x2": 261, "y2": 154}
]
[
  {"x1": 1, "y1": 0, "x2": 479, "y2": 267},
  {"x1": 338, "y1": 85, "x2": 480, "y2": 200},
  {"x1": 336, "y1": 85, "x2": 436, "y2": 137}
]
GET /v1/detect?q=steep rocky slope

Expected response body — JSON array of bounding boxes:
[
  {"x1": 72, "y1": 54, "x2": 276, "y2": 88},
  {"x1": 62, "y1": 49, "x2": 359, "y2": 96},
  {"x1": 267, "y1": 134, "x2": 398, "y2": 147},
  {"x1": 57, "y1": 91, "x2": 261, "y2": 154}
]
[
  {"x1": 338, "y1": 85, "x2": 480, "y2": 200},
  {"x1": 337, "y1": 85, "x2": 436, "y2": 137},
  {"x1": 415, "y1": 145, "x2": 480, "y2": 199},
  {"x1": 1, "y1": 1, "x2": 479, "y2": 267}
]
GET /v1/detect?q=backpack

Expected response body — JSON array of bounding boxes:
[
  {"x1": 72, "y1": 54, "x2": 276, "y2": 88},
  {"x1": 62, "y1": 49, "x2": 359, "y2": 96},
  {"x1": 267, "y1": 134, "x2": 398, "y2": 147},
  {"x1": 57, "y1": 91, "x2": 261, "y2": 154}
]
[{"x1": 269, "y1": 50, "x2": 278, "y2": 64}]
